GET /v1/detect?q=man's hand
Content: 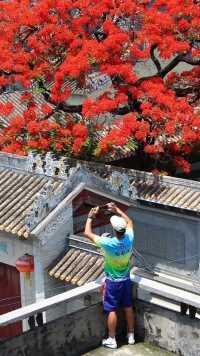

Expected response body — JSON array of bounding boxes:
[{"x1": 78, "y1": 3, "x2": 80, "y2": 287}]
[
  {"x1": 84, "y1": 206, "x2": 100, "y2": 243},
  {"x1": 88, "y1": 206, "x2": 99, "y2": 218}
]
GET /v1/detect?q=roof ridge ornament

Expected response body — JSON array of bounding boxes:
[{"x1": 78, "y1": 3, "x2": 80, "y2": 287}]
[
  {"x1": 26, "y1": 152, "x2": 139, "y2": 200},
  {"x1": 44, "y1": 152, "x2": 57, "y2": 176},
  {"x1": 110, "y1": 171, "x2": 130, "y2": 197},
  {"x1": 26, "y1": 152, "x2": 72, "y2": 179},
  {"x1": 24, "y1": 163, "x2": 83, "y2": 233},
  {"x1": 35, "y1": 155, "x2": 45, "y2": 175},
  {"x1": 25, "y1": 180, "x2": 55, "y2": 232}
]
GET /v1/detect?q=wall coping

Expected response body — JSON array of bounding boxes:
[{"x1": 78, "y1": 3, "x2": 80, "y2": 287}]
[
  {"x1": 1, "y1": 269, "x2": 200, "y2": 327},
  {"x1": 0, "y1": 151, "x2": 200, "y2": 191},
  {"x1": 0, "y1": 281, "x2": 100, "y2": 327}
]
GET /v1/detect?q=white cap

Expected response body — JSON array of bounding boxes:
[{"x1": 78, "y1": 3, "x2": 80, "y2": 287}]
[{"x1": 110, "y1": 215, "x2": 127, "y2": 232}]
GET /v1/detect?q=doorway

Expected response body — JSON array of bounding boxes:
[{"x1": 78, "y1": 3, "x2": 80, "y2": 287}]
[{"x1": 0, "y1": 262, "x2": 22, "y2": 340}]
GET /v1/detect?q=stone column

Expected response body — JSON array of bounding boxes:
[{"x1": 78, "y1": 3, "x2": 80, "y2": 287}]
[{"x1": 33, "y1": 239, "x2": 46, "y2": 323}]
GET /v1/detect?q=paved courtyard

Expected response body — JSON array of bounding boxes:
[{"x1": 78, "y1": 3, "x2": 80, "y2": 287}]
[{"x1": 83, "y1": 342, "x2": 174, "y2": 356}]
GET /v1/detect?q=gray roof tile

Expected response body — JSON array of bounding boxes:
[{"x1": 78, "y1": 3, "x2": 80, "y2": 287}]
[
  {"x1": 0, "y1": 166, "x2": 63, "y2": 238},
  {"x1": 49, "y1": 248, "x2": 104, "y2": 286},
  {"x1": 136, "y1": 179, "x2": 200, "y2": 213}
]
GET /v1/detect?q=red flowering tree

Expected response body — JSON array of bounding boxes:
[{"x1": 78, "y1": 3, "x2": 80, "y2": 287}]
[{"x1": 0, "y1": 0, "x2": 199, "y2": 174}]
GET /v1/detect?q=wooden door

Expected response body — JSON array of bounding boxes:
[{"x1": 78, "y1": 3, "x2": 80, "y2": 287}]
[{"x1": 0, "y1": 262, "x2": 22, "y2": 340}]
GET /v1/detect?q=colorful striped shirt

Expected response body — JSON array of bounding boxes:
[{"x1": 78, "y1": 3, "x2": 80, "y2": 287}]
[{"x1": 94, "y1": 228, "x2": 134, "y2": 280}]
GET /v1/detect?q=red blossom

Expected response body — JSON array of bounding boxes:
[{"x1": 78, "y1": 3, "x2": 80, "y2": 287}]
[
  {"x1": 72, "y1": 123, "x2": 88, "y2": 139},
  {"x1": 24, "y1": 108, "x2": 37, "y2": 122},
  {"x1": 178, "y1": 19, "x2": 190, "y2": 32},
  {"x1": 2, "y1": 142, "x2": 23, "y2": 154},
  {"x1": 21, "y1": 92, "x2": 33, "y2": 102},
  {"x1": 41, "y1": 104, "x2": 53, "y2": 116},
  {"x1": 55, "y1": 143, "x2": 63, "y2": 151},
  {"x1": 27, "y1": 121, "x2": 40, "y2": 135},
  {"x1": 174, "y1": 156, "x2": 191, "y2": 174},
  {"x1": 59, "y1": 128, "x2": 71, "y2": 137},
  {"x1": 27, "y1": 140, "x2": 39, "y2": 149},
  {"x1": 144, "y1": 144, "x2": 164, "y2": 155},
  {"x1": 72, "y1": 138, "x2": 85, "y2": 155},
  {"x1": 8, "y1": 116, "x2": 25, "y2": 130},
  {"x1": 0, "y1": 0, "x2": 198, "y2": 174},
  {"x1": 38, "y1": 138, "x2": 49, "y2": 150},
  {"x1": 0, "y1": 102, "x2": 14, "y2": 116}
]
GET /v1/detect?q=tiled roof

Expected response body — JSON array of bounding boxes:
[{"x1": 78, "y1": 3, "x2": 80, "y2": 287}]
[
  {"x1": 0, "y1": 91, "x2": 51, "y2": 128},
  {"x1": 0, "y1": 166, "x2": 63, "y2": 238},
  {"x1": 0, "y1": 91, "x2": 71, "y2": 131},
  {"x1": 0, "y1": 79, "x2": 87, "y2": 130},
  {"x1": 49, "y1": 248, "x2": 104, "y2": 286},
  {"x1": 133, "y1": 174, "x2": 200, "y2": 214},
  {"x1": 3, "y1": 151, "x2": 200, "y2": 217},
  {"x1": 0, "y1": 91, "x2": 135, "y2": 161},
  {"x1": 47, "y1": 78, "x2": 88, "y2": 96},
  {"x1": 68, "y1": 157, "x2": 200, "y2": 214}
]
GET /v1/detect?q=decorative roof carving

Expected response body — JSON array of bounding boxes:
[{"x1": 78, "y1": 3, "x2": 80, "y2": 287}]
[
  {"x1": 33, "y1": 153, "x2": 138, "y2": 200},
  {"x1": 26, "y1": 152, "x2": 72, "y2": 179},
  {"x1": 1, "y1": 151, "x2": 200, "y2": 240},
  {"x1": 110, "y1": 171, "x2": 131, "y2": 198},
  {"x1": 25, "y1": 180, "x2": 55, "y2": 232},
  {"x1": 35, "y1": 155, "x2": 45, "y2": 175},
  {"x1": 44, "y1": 152, "x2": 57, "y2": 177}
]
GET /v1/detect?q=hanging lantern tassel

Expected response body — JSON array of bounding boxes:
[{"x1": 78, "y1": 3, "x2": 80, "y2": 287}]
[{"x1": 16, "y1": 254, "x2": 34, "y2": 282}]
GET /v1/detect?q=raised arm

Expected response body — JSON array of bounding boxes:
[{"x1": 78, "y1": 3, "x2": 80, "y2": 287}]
[
  {"x1": 107, "y1": 203, "x2": 133, "y2": 229},
  {"x1": 84, "y1": 207, "x2": 100, "y2": 242}
]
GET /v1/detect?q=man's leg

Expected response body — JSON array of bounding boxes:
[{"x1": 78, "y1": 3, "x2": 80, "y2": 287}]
[
  {"x1": 107, "y1": 311, "x2": 118, "y2": 338},
  {"x1": 102, "y1": 280, "x2": 120, "y2": 348},
  {"x1": 124, "y1": 306, "x2": 135, "y2": 333},
  {"x1": 122, "y1": 279, "x2": 135, "y2": 344},
  {"x1": 124, "y1": 307, "x2": 135, "y2": 344},
  {"x1": 102, "y1": 311, "x2": 118, "y2": 348}
]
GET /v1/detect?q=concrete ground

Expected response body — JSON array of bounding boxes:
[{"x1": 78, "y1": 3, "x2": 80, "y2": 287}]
[{"x1": 83, "y1": 342, "x2": 174, "y2": 356}]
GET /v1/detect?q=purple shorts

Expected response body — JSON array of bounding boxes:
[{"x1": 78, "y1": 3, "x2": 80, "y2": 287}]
[{"x1": 103, "y1": 278, "x2": 133, "y2": 312}]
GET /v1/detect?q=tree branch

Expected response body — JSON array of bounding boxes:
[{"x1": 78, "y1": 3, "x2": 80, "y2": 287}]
[
  {"x1": 156, "y1": 52, "x2": 200, "y2": 78},
  {"x1": 159, "y1": 54, "x2": 184, "y2": 78},
  {"x1": 19, "y1": 27, "x2": 38, "y2": 44},
  {"x1": 150, "y1": 44, "x2": 161, "y2": 72},
  {"x1": 172, "y1": 83, "x2": 200, "y2": 102},
  {"x1": 37, "y1": 47, "x2": 200, "y2": 117},
  {"x1": 181, "y1": 57, "x2": 200, "y2": 65},
  {"x1": 173, "y1": 85, "x2": 197, "y2": 96},
  {"x1": 41, "y1": 87, "x2": 136, "y2": 116},
  {"x1": 134, "y1": 74, "x2": 159, "y2": 86},
  {"x1": 56, "y1": 102, "x2": 82, "y2": 113},
  {"x1": 0, "y1": 70, "x2": 22, "y2": 76},
  {"x1": 133, "y1": 53, "x2": 186, "y2": 85}
]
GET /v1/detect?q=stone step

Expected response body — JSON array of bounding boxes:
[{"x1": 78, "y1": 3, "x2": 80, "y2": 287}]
[{"x1": 83, "y1": 342, "x2": 174, "y2": 356}]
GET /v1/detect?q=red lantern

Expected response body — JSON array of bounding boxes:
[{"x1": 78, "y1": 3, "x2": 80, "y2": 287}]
[{"x1": 16, "y1": 254, "x2": 34, "y2": 273}]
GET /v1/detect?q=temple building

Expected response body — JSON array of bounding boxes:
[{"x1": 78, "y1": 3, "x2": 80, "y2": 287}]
[{"x1": 0, "y1": 151, "x2": 200, "y2": 347}]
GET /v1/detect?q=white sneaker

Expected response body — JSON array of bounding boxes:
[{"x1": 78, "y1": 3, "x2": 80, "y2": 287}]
[
  {"x1": 102, "y1": 337, "x2": 117, "y2": 349},
  {"x1": 127, "y1": 332, "x2": 135, "y2": 345}
]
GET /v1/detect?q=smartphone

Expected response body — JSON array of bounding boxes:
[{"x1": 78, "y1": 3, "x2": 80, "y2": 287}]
[{"x1": 98, "y1": 204, "x2": 108, "y2": 211}]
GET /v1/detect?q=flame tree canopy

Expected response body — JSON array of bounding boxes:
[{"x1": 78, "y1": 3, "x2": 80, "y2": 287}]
[{"x1": 0, "y1": 0, "x2": 199, "y2": 174}]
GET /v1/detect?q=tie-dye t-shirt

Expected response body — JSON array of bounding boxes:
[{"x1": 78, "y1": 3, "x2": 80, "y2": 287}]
[{"x1": 94, "y1": 228, "x2": 134, "y2": 280}]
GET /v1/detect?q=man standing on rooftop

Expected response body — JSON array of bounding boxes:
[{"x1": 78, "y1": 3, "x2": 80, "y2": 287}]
[{"x1": 84, "y1": 202, "x2": 135, "y2": 349}]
